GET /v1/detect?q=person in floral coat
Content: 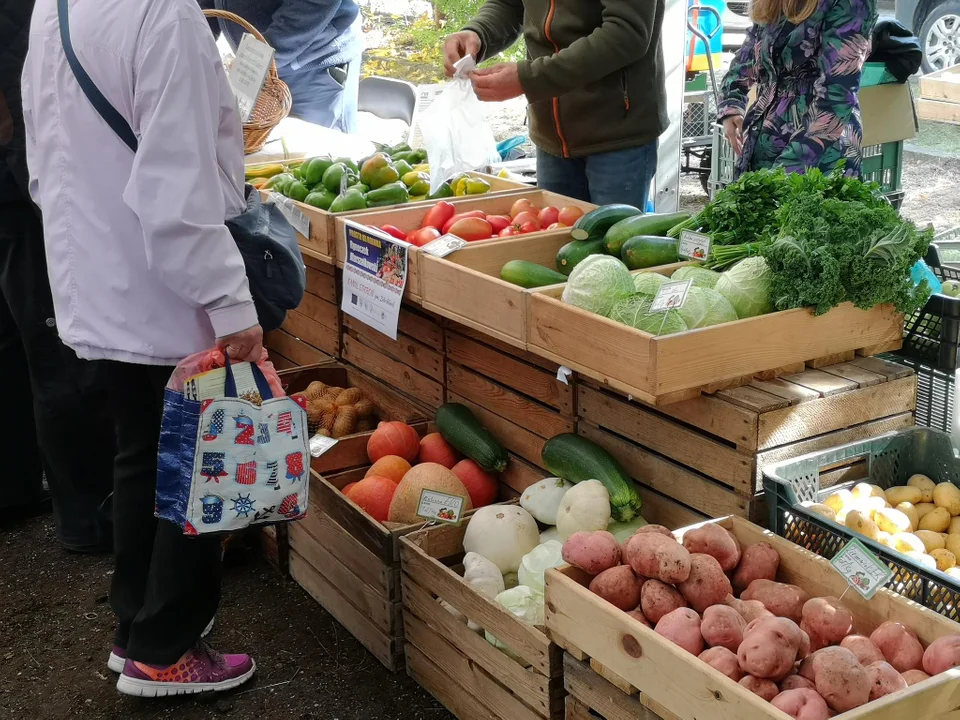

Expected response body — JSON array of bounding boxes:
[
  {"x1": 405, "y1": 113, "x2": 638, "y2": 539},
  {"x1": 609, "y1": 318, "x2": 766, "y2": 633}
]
[{"x1": 717, "y1": 0, "x2": 878, "y2": 178}]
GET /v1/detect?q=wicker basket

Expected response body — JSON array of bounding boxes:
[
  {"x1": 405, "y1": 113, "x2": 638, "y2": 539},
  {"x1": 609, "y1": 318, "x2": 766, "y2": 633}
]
[{"x1": 204, "y1": 9, "x2": 292, "y2": 154}]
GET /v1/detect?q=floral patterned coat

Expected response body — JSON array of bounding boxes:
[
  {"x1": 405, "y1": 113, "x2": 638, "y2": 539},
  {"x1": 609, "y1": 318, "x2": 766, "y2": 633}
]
[{"x1": 717, "y1": 0, "x2": 878, "y2": 178}]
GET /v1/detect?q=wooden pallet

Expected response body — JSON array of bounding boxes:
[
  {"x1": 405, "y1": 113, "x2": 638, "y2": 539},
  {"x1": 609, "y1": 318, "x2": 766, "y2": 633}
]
[
  {"x1": 266, "y1": 254, "x2": 341, "y2": 362},
  {"x1": 445, "y1": 326, "x2": 576, "y2": 472},
  {"x1": 577, "y1": 356, "x2": 916, "y2": 525},
  {"x1": 919, "y1": 64, "x2": 960, "y2": 125},
  {"x1": 400, "y1": 512, "x2": 562, "y2": 720}
]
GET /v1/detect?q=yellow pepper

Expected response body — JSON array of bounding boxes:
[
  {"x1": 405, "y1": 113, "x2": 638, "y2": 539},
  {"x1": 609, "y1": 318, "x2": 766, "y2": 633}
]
[
  {"x1": 412, "y1": 163, "x2": 430, "y2": 174},
  {"x1": 454, "y1": 176, "x2": 469, "y2": 196},
  {"x1": 465, "y1": 178, "x2": 491, "y2": 195}
]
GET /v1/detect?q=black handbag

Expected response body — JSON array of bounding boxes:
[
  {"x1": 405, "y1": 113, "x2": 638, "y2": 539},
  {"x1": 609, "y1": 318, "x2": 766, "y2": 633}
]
[
  {"x1": 57, "y1": 0, "x2": 304, "y2": 332},
  {"x1": 868, "y1": 20, "x2": 923, "y2": 84}
]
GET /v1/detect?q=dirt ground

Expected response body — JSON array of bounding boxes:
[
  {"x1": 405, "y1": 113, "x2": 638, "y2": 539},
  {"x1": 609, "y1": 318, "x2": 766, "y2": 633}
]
[{"x1": 0, "y1": 513, "x2": 452, "y2": 720}]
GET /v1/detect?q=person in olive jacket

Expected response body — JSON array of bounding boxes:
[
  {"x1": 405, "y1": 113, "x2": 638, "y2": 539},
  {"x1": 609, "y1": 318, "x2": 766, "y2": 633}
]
[{"x1": 443, "y1": 0, "x2": 667, "y2": 208}]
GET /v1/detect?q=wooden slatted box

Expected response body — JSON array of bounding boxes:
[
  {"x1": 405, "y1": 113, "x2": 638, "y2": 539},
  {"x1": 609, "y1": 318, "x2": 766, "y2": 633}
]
[
  {"x1": 577, "y1": 356, "x2": 917, "y2": 525},
  {"x1": 265, "y1": 253, "x2": 341, "y2": 364}
]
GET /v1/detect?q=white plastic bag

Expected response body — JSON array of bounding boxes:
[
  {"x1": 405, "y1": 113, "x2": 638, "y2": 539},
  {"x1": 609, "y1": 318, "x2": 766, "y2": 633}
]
[
  {"x1": 518, "y1": 541, "x2": 564, "y2": 594},
  {"x1": 421, "y1": 56, "x2": 501, "y2": 195}
]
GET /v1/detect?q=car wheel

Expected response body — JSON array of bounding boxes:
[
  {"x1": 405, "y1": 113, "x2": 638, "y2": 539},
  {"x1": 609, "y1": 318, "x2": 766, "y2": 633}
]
[{"x1": 920, "y1": 1, "x2": 960, "y2": 72}]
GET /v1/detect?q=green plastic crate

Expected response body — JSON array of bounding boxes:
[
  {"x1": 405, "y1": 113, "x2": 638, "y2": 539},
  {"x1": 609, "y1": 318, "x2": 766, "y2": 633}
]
[{"x1": 763, "y1": 427, "x2": 960, "y2": 620}]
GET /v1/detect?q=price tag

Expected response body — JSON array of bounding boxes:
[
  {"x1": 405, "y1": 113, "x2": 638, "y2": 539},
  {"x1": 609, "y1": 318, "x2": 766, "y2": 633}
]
[
  {"x1": 270, "y1": 193, "x2": 311, "y2": 239},
  {"x1": 831, "y1": 537, "x2": 893, "y2": 600},
  {"x1": 679, "y1": 230, "x2": 712, "y2": 261},
  {"x1": 340, "y1": 221, "x2": 409, "y2": 340},
  {"x1": 650, "y1": 279, "x2": 693, "y2": 313},
  {"x1": 420, "y1": 234, "x2": 467, "y2": 258},
  {"x1": 309, "y1": 435, "x2": 339, "y2": 458},
  {"x1": 227, "y1": 34, "x2": 275, "y2": 123},
  {"x1": 416, "y1": 489, "x2": 466, "y2": 525},
  {"x1": 556, "y1": 365, "x2": 573, "y2": 385}
]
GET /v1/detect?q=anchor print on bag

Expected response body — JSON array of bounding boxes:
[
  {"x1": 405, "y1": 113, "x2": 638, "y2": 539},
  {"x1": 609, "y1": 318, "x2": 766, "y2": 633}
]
[
  {"x1": 235, "y1": 460, "x2": 257, "y2": 485},
  {"x1": 200, "y1": 452, "x2": 228, "y2": 483},
  {"x1": 202, "y1": 408, "x2": 225, "y2": 441},
  {"x1": 234, "y1": 413, "x2": 255, "y2": 445}
]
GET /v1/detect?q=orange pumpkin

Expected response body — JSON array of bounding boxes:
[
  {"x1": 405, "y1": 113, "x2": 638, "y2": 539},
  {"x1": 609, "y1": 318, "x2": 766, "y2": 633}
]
[
  {"x1": 365, "y1": 455, "x2": 412, "y2": 484},
  {"x1": 451, "y1": 459, "x2": 498, "y2": 508},
  {"x1": 367, "y1": 421, "x2": 420, "y2": 463},
  {"x1": 417, "y1": 433, "x2": 459, "y2": 468},
  {"x1": 341, "y1": 481, "x2": 359, "y2": 496},
  {"x1": 345, "y1": 476, "x2": 398, "y2": 522}
]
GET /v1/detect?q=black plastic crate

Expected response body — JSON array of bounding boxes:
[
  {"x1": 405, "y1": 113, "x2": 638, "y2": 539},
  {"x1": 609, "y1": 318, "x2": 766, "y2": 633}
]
[
  {"x1": 763, "y1": 427, "x2": 960, "y2": 619},
  {"x1": 895, "y1": 245, "x2": 960, "y2": 372},
  {"x1": 885, "y1": 355, "x2": 955, "y2": 433}
]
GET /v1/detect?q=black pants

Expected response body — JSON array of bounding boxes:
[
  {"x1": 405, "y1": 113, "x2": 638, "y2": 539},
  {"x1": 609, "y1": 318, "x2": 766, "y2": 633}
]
[
  {"x1": 0, "y1": 200, "x2": 114, "y2": 549},
  {"x1": 103, "y1": 362, "x2": 222, "y2": 664}
]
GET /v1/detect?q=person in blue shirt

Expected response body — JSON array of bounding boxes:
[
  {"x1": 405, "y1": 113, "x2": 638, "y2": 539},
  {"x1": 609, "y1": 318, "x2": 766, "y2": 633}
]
[{"x1": 200, "y1": 0, "x2": 363, "y2": 133}]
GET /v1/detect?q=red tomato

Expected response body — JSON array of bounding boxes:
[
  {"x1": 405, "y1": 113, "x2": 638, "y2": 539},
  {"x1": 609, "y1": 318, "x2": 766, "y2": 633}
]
[
  {"x1": 511, "y1": 211, "x2": 541, "y2": 231},
  {"x1": 379, "y1": 224, "x2": 407, "y2": 241},
  {"x1": 510, "y1": 198, "x2": 537, "y2": 219},
  {"x1": 447, "y1": 217, "x2": 494, "y2": 241},
  {"x1": 519, "y1": 221, "x2": 539, "y2": 234},
  {"x1": 557, "y1": 206, "x2": 585, "y2": 226},
  {"x1": 546, "y1": 222, "x2": 567, "y2": 230},
  {"x1": 486, "y1": 214, "x2": 511, "y2": 233},
  {"x1": 407, "y1": 227, "x2": 441, "y2": 247},
  {"x1": 538, "y1": 206, "x2": 559, "y2": 227},
  {"x1": 442, "y1": 210, "x2": 486, "y2": 234},
  {"x1": 421, "y1": 201, "x2": 456, "y2": 231},
  {"x1": 498, "y1": 226, "x2": 519, "y2": 237}
]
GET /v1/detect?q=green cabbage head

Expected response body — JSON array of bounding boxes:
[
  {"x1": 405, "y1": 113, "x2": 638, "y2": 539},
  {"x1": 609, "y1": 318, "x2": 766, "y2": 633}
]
[
  {"x1": 609, "y1": 294, "x2": 688, "y2": 336},
  {"x1": 715, "y1": 257, "x2": 773, "y2": 319},
  {"x1": 561, "y1": 255, "x2": 635, "y2": 317},
  {"x1": 677, "y1": 287, "x2": 738, "y2": 329},
  {"x1": 671, "y1": 265, "x2": 721, "y2": 289}
]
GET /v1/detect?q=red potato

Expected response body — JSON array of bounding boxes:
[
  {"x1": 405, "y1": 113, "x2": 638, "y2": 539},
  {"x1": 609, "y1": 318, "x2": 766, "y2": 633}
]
[
  {"x1": 682, "y1": 524, "x2": 741, "y2": 571},
  {"x1": 738, "y1": 616, "x2": 806, "y2": 680},
  {"x1": 589, "y1": 565, "x2": 642, "y2": 611},
  {"x1": 866, "y1": 660, "x2": 908, "y2": 700},
  {"x1": 780, "y1": 674, "x2": 817, "y2": 692},
  {"x1": 870, "y1": 621, "x2": 924, "y2": 672},
  {"x1": 655, "y1": 607, "x2": 704, "y2": 656},
  {"x1": 741, "y1": 579, "x2": 810, "y2": 624},
  {"x1": 678, "y1": 554, "x2": 732, "y2": 614},
  {"x1": 627, "y1": 608, "x2": 652, "y2": 627},
  {"x1": 700, "y1": 605, "x2": 746, "y2": 652},
  {"x1": 641, "y1": 579, "x2": 688, "y2": 625},
  {"x1": 732, "y1": 542, "x2": 780, "y2": 594},
  {"x1": 902, "y1": 669, "x2": 931, "y2": 686},
  {"x1": 626, "y1": 533, "x2": 692, "y2": 584},
  {"x1": 923, "y1": 635, "x2": 960, "y2": 675},
  {"x1": 800, "y1": 596, "x2": 854, "y2": 651},
  {"x1": 699, "y1": 646, "x2": 744, "y2": 681},
  {"x1": 562, "y1": 530, "x2": 621, "y2": 575},
  {"x1": 739, "y1": 675, "x2": 780, "y2": 701},
  {"x1": 771, "y1": 689, "x2": 831, "y2": 720},
  {"x1": 840, "y1": 635, "x2": 885, "y2": 666},
  {"x1": 725, "y1": 595, "x2": 773, "y2": 624},
  {"x1": 635, "y1": 524, "x2": 674, "y2": 537},
  {"x1": 810, "y1": 646, "x2": 870, "y2": 713}
]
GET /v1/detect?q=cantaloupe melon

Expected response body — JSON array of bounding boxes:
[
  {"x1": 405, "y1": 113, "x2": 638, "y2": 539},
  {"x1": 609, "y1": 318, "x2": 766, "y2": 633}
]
[{"x1": 387, "y1": 462, "x2": 474, "y2": 524}]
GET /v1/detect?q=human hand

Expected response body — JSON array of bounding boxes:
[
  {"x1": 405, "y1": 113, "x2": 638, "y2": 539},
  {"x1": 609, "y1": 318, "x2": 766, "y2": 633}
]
[
  {"x1": 217, "y1": 324, "x2": 264, "y2": 363},
  {"x1": 443, "y1": 31, "x2": 481, "y2": 77},
  {"x1": 723, "y1": 116, "x2": 744, "y2": 156},
  {"x1": 470, "y1": 63, "x2": 524, "y2": 102}
]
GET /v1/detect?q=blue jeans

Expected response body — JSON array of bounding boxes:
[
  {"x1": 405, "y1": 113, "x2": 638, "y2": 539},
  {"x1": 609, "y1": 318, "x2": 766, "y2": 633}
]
[
  {"x1": 537, "y1": 142, "x2": 658, "y2": 208},
  {"x1": 281, "y1": 52, "x2": 361, "y2": 134}
]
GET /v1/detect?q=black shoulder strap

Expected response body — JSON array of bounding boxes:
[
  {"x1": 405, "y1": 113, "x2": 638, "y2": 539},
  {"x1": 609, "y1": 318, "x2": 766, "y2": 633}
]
[{"x1": 57, "y1": 0, "x2": 139, "y2": 152}]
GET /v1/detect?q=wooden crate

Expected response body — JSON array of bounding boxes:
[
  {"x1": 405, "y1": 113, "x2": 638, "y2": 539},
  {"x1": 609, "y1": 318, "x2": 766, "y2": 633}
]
[
  {"x1": 342, "y1": 306, "x2": 447, "y2": 413},
  {"x1": 279, "y1": 362, "x2": 429, "y2": 475},
  {"x1": 546, "y1": 515, "x2": 960, "y2": 720},
  {"x1": 400, "y1": 510, "x2": 562, "y2": 720},
  {"x1": 919, "y1": 64, "x2": 960, "y2": 125},
  {"x1": 577, "y1": 356, "x2": 917, "y2": 525},
  {"x1": 445, "y1": 326, "x2": 576, "y2": 470},
  {"x1": 526, "y1": 276, "x2": 904, "y2": 405},
  {"x1": 563, "y1": 655, "x2": 664, "y2": 720},
  {"x1": 265, "y1": 254, "x2": 341, "y2": 362}
]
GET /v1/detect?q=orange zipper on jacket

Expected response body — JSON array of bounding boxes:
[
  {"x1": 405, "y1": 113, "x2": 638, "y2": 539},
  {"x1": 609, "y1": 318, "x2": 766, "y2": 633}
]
[{"x1": 543, "y1": 0, "x2": 570, "y2": 158}]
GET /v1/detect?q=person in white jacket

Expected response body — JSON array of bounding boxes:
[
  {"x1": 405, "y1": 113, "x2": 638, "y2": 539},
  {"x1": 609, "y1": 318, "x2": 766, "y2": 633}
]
[{"x1": 23, "y1": 0, "x2": 260, "y2": 697}]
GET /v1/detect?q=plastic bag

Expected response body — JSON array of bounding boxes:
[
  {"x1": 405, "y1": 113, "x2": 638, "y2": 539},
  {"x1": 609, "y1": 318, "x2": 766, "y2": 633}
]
[
  {"x1": 518, "y1": 541, "x2": 564, "y2": 594},
  {"x1": 420, "y1": 56, "x2": 501, "y2": 195},
  {"x1": 167, "y1": 347, "x2": 284, "y2": 398}
]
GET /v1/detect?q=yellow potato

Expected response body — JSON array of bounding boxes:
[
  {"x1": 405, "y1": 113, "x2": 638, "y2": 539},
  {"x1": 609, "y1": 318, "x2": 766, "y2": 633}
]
[
  {"x1": 931, "y1": 549, "x2": 958, "y2": 572},
  {"x1": 803, "y1": 503, "x2": 837, "y2": 522},
  {"x1": 854, "y1": 496, "x2": 888, "y2": 520},
  {"x1": 825, "y1": 489, "x2": 854, "y2": 515},
  {"x1": 946, "y1": 567, "x2": 960, "y2": 580},
  {"x1": 947, "y1": 534, "x2": 960, "y2": 558},
  {"x1": 920, "y1": 507, "x2": 952, "y2": 533},
  {"x1": 908, "y1": 474, "x2": 936, "y2": 503},
  {"x1": 915, "y1": 530, "x2": 946, "y2": 552},
  {"x1": 916, "y1": 503, "x2": 938, "y2": 520},
  {"x1": 906, "y1": 551, "x2": 938, "y2": 569},
  {"x1": 897, "y1": 502, "x2": 919, "y2": 531},
  {"x1": 874, "y1": 507, "x2": 913, "y2": 535},
  {"x1": 894, "y1": 532, "x2": 927, "y2": 554},
  {"x1": 886, "y1": 486, "x2": 923, "y2": 507},
  {"x1": 934, "y1": 483, "x2": 960, "y2": 517},
  {"x1": 877, "y1": 531, "x2": 896, "y2": 549},
  {"x1": 845, "y1": 510, "x2": 881, "y2": 540},
  {"x1": 950, "y1": 518, "x2": 960, "y2": 535},
  {"x1": 851, "y1": 482, "x2": 873, "y2": 499}
]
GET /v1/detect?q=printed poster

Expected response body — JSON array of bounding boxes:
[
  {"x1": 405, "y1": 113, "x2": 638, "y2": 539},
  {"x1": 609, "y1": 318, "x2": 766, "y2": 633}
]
[{"x1": 340, "y1": 221, "x2": 409, "y2": 340}]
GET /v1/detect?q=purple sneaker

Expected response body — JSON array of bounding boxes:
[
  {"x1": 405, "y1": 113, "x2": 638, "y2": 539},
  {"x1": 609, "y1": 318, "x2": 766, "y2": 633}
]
[
  {"x1": 116, "y1": 641, "x2": 255, "y2": 697},
  {"x1": 108, "y1": 616, "x2": 214, "y2": 673}
]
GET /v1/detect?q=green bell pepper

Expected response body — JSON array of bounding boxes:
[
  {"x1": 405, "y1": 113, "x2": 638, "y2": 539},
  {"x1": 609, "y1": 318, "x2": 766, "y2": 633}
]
[
  {"x1": 286, "y1": 180, "x2": 309, "y2": 203},
  {"x1": 364, "y1": 182, "x2": 410, "y2": 208},
  {"x1": 427, "y1": 181, "x2": 454, "y2": 200},
  {"x1": 393, "y1": 159, "x2": 413, "y2": 178},
  {"x1": 301, "y1": 156, "x2": 334, "y2": 186},
  {"x1": 264, "y1": 172, "x2": 295, "y2": 193},
  {"x1": 322, "y1": 163, "x2": 348, "y2": 194},
  {"x1": 329, "y1": 187, "x2": 368, "y2": 213},
  {"x1": 304, "y1": 189, "x2": 336, "y2": 210},
  {"x1": 336, "y1": 157, "x2": 360, "y2": 174}
]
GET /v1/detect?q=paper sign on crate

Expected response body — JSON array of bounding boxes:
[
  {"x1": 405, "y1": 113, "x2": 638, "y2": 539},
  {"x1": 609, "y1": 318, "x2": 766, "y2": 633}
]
[
  {"x1": 679, "y1": 230, "x2": 711, "y2": 261},
  {"x1": 416, "y1": 489, "x2": 466, "y2": 524},
  {"x1": 340, "y1": 222, "x2": 409, "y2": 340},
  {"x1": 831, "y1": 537, "x2": 894, "y2": 600},
  {"x1": 650, "y1": 279, "x2": 693, "y2": 312}
]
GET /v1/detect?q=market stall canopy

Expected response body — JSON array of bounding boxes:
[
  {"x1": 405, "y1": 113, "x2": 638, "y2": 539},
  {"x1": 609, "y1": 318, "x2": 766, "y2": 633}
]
[{"x1": 245, "y1": 117, "x2": 376, "y2": 164}]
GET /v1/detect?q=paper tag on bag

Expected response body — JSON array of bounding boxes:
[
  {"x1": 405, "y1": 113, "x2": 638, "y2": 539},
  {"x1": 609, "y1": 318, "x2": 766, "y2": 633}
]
[
  {"x1": 556, "y1": 366, "x2": 573, "y2": 385},
  {"x1": 309, "y1": 435, "x2": 339, "y2": 458},
  {"x1": 831, "y1": 538, "x2": 893, "y2": 600},
  {"x1": 421, "y1": 234, "x2": 467, "y2": 258},
  {"x1": 270, "y1": 193, "x2": 311, "y2": 238},
  {"x1": 650, "y1": 279, "x2": 693, "y2": 312},
  {"x1": 679, "y1": 231, "x2": 712, "y2": 261},
  {"x1": 416, "y1": 489, "x2": 466, "y2": 525},
  {"x1": 228, "y1": 34, "x2": 275, "y2": 123},
  {"x1": 340, "y1": 222, "x2": 409, "y2": 339}
]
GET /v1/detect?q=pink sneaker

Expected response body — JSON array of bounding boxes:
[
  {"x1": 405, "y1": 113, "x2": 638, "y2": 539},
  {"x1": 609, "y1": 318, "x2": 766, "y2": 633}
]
[
  {"x1": 108, "y1": 616, "x2": 215, "y2": 674},
  {"x1": 116, "y1": 641, "x2": 255, "y2": 697}
]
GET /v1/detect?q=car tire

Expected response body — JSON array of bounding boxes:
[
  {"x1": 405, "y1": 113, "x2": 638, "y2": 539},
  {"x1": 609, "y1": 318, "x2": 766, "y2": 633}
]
[{"x1": 920, "y1": 0, "x2": 960, "y2": 72}]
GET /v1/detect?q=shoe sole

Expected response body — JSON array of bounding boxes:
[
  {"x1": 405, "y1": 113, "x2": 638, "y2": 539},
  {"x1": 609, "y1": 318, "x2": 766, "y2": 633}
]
[
  {"x1": 107, "y1": 617, "x2": 216, "y2": 674},
  {"x1": 115, "y1": 660, "x2": 255, "y2": 698}
]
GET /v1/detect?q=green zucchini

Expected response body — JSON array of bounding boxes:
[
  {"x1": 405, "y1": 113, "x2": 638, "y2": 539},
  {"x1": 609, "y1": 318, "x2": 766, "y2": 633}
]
[
  {"x1": 556, "y1": 238, "x2": 606, "y2": 276},
  {"x1": 541, "y1": 433, "x2": 642, "y2": 522},
  {"x1": 500, "y1": 260, "x2": 569, "y2": 288},
  {"x1": 604, "y1": 212, "x2": 691, "y2": 256},
  {"x1": 435, "y1": 403, "x2": 508, "y2": 473},
  {"x1": 570, "y1": 204, "x2": 642, "y2": 241},
  {"x1": 621, "y1": 235, "x2": 680, "y2": 270}
]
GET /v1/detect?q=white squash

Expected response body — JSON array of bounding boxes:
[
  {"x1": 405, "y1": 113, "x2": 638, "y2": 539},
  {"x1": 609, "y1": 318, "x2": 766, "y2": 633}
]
[
  {"x1": 539, "y1": 526, "x2": 561, "y2": 545},
  {"x1": 463, "y1": 505, "x2": 540, "y2": 573},
  {"x1": 463, "y1": 552, "x2": 505, "y2": 632},
  {"x1": 556, "y1": 480, "x2": 611, "y2": 540},
  {"x1": 520, "y1": 477, "x2": 573, "y2": 525}
]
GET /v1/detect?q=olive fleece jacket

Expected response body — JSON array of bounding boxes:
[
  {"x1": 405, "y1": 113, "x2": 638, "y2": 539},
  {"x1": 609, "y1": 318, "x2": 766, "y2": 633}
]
[{"x1": 464, "y1": 0, "x2": 668, "y2": 158}]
